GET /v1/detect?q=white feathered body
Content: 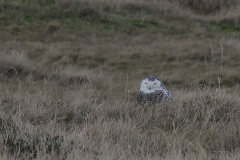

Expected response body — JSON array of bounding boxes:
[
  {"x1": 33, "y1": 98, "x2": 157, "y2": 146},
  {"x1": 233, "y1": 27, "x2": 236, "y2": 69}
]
[{"x1": 135, "y1": 77, "x2": 172, "y2": 107}]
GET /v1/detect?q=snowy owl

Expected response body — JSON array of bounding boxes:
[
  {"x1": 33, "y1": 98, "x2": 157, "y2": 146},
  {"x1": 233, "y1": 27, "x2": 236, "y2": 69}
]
[{"x1": 135, "y1": 77, "x2": 172, "y2": 107}]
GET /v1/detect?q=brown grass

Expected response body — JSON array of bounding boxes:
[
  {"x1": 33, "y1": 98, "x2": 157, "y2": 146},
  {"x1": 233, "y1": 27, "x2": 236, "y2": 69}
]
[
  {"x1": 0, "y1": 0, "x2": 240, "y2": 159},
  {"x1": 1, "y1": 81, "x2": 240, "y2": 159}
]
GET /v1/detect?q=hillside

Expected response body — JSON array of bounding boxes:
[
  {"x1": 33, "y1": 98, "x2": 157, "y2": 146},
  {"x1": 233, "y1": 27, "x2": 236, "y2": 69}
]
[{"x1": 0, "y1": 0, "x2": 240, "y2": 159}]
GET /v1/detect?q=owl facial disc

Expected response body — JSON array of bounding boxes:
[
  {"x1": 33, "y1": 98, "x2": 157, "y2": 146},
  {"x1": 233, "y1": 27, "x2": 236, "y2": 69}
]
[{"x1": 140, "y1": 78, "x2": 162, "y2": 93}]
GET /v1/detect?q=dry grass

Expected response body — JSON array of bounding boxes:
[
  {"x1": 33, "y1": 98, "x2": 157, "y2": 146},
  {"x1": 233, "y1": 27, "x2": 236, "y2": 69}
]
[
  {"x1": 0, "y1": 0, "x2": 240, "y2": 159},
  {"x1": 0, "y1": 81, "x2": 240, "y2": 159}
]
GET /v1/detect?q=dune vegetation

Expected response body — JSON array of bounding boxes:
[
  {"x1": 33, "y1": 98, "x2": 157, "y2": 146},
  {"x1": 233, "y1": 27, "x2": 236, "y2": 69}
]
[{"x1": 0, "y1": 0, "x2": 240, "y2": 159}]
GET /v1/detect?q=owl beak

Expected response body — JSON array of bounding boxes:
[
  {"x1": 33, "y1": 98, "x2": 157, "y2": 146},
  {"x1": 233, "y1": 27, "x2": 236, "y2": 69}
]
[{"x1": 149, "y1": 87, "x2": 152, "y2": 90}]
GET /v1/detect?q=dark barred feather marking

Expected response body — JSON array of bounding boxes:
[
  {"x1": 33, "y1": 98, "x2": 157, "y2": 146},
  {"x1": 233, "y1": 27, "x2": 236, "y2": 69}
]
[
  {"x1": 146, "y1": 77, "x2": 160, "y2": 82},
  {"x1": 135, "y1": 90, "x2": 172, "y2": 107}
]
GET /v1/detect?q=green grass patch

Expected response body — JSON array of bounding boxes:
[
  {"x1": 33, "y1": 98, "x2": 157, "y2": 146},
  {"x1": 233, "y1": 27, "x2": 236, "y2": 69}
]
[{"x1": 221, "y1": 23, "x2": 240, "y2": 33}]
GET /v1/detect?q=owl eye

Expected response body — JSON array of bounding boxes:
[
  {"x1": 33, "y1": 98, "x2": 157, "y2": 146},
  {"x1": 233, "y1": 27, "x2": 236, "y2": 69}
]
[
  {"x1": 154, "y1": 83, "x2": 157, "y2": 85},
  {"x1": 145, "y1": 83, "x2": 147, "y2": 84}
]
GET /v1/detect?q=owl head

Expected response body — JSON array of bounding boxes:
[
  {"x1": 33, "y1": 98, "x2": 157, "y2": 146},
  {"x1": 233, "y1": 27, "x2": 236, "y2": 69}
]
[{"x1": 140, "y1": 77, "x2": 165, "y2": 93}]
